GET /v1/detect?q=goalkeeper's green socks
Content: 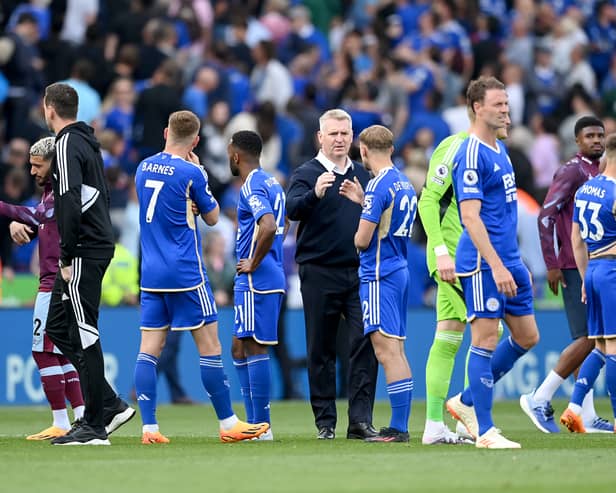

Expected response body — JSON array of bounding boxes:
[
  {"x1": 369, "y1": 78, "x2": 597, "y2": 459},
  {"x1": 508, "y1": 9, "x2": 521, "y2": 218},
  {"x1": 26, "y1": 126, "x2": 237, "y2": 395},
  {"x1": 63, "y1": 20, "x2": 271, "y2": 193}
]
[{"x1": 425, "y1": 330, "x2": 463, "y2": 422}]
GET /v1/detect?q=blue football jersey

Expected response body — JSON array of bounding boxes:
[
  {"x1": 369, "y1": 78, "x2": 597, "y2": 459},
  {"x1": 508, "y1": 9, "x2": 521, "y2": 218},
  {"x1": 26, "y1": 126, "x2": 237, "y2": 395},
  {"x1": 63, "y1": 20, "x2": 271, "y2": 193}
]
[
  {"x1": 573, "y1": 175, "x2": 616, "y2": 255},
  {"x1": 359, "y1": 167, "x2": 416, "y2": 281},
  {"x1": 235, "y1": 168, "x2": 286, "y2": 293},
  {"x1": 136, "y1": 152, "x2": 217, "y2": 291},
  {"x1": 452, "y1": 135, "x2": 521, "y2": 274}
]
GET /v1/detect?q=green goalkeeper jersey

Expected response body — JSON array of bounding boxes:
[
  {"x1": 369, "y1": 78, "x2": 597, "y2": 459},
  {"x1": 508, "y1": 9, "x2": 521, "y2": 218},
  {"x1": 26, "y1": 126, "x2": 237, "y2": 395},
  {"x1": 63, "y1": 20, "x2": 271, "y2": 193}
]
[{"x1": 418, "y1": 131, "x2": 468, "y2": 277}]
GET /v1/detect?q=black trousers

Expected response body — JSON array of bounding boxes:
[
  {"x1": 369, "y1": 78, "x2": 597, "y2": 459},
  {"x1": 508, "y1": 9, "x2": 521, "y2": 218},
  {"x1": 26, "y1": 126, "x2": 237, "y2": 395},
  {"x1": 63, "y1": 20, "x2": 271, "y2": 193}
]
[
  {"x1": 299, "y1": 263, "x2": 377, "y2": 429},
  {"x1": 561, "y1": 268, "x2": 588, "y2": 340},
  {"x1": 45, "y1": 257, "x2": 117, "y2": 430}
]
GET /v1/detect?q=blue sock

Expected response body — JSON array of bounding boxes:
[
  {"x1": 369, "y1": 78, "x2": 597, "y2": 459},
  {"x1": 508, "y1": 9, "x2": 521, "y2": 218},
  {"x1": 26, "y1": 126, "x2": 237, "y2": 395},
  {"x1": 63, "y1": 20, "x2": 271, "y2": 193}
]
[
  {"x1": 460, "y1": 385, "x2": 473, "y2": 406},
  {"x1": 387, "y1": 378, "x2": 412, "y2": 433},
  {"x1": 460, "y1": 336, "x2": 527, "y2": 406},
  {"x1": 200, "y1": 355, "x2": 234, "y2": 420},
  {"x1": 460, "y1": 356, "x2": 473, "y2": 406},
  {"x1": 491, "y1": 336, "x2": 527, "y2": 382},
  {"x1": 248, "y1": 355, "x2": 271, "y2": 424},
  {"x1": 233, "y1": 358, "x2": 254, "y2": 423},
  {"x1": 606, "y1": 354, "x2": 616, "y2": 420},
  {"x1": 468, "y1": 346, "x2": 495, "y2": 436},
  {"x1": 134, "y1": 352, "x2": 158, "y2": 426},
  {"x1": 571, "y1": 349, "x2": 605, "y2": 407},
  {"x1": 405, "y1": 379, "x2": 414, "y2": 426}
]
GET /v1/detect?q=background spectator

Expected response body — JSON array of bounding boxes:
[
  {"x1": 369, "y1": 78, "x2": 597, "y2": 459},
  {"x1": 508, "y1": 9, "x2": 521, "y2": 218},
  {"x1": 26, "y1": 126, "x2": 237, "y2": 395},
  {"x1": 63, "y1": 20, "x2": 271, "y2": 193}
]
[{"x1": 4, "y1": 0, "x2": 616, "y2": 307}]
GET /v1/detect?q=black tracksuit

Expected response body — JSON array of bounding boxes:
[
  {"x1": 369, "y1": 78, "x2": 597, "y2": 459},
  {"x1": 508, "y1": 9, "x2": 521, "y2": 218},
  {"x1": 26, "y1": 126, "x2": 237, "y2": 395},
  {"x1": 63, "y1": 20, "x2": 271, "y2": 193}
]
[
  {"x1": 286, "y1": 157, "x2": 377, "y2": 430},
  {"x1": 45, "y1": 122, "x2": 118, "y2": 431}
]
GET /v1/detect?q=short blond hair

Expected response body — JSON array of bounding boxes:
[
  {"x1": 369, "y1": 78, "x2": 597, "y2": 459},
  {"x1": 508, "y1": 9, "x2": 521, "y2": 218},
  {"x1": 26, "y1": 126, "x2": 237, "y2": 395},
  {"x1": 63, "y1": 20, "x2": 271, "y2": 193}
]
[
  {"x1": 168, "y1": 110, "x2": 200, "y2": 143},
  {"x1": 319, "y1": 108, "x2": 352, "y2": 131},
  {"x1": 359, "y1": 125, "x2": 394, "y2": 152},
  {"x1": 29, "y1": 137, "x2": 56, "y2": 160},
  {"x1": 605, "y1": 133, "x2": 616, "y2": 158}
]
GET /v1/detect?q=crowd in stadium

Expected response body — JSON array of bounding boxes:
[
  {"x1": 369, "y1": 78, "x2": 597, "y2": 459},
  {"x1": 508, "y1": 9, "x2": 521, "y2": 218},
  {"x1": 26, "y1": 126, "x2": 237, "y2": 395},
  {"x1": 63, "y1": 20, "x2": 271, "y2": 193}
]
[{"x1": 2, "y1": 0, "x2": 616, "y2": 307}]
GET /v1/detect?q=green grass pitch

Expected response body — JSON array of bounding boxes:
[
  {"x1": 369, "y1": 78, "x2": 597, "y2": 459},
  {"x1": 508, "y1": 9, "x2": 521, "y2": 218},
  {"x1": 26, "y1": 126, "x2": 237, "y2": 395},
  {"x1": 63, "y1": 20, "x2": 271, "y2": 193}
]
[{"x1": 1, "y1": 399, "x2": 615, "y2": 493}]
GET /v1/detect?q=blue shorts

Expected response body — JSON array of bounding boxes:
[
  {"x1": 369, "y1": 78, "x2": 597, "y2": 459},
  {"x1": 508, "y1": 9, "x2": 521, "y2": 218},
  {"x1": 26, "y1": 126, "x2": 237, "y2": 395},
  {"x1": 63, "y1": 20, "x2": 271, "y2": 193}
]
[
  {"x1": 585, "y1": 259, "x2": 616, "y2": 339},
  {"x1": 141, "y1": 283, "x2": 217, "y2": 331},
  {"x1": 459, "y1": 263, "x2": 534, "y2": 321},
  {"x1": 359, "y1": 269, "x2": 408, "y2": 339},
  {"x1": 233, "y1": 290, "x2": 283, "y2": 345}
]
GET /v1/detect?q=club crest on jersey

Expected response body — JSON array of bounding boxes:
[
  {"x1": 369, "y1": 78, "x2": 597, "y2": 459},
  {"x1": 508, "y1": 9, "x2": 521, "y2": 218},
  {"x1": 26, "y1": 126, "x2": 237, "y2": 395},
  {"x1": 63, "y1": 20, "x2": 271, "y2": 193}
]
[
  {"x1": 463, "y1": 169, "x2": 478, "y2": 186},
  {"x1": 362, "y1": 195, "x2": 373, "y2": 214},
  {"x1": 248, "y1": 195, "x2": 265, "y2": 214},
  {"x1": 486, "y1": 297, "x2": 500, "y2": 312},
  {"x1": 436, "y1": 164, "x2": 449, "y2": 178}
]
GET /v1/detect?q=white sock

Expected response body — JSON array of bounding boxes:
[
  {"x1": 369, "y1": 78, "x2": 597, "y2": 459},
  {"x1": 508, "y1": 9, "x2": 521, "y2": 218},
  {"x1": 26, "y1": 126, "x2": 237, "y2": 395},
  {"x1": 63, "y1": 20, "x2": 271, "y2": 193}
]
[
  {"x1": 52, "y1": 409, "x2": 70, "y2": 430},
  {"x1": 143, "y1": 424, "x2": 159, "y2": 433},
  {"x1": 533, "y1": 371, "x2": 564, "y2": 402},
  {"x1": 220, "y1": 414, "x2": 239, "y2": 430},
  {"x1": 567, "y1": 402, "x2": 583, "y2": 415},
  {"x1": 424, "y1": 419, "x2": 444, "y2": 434},
  {"x1": 73, "y1": 405, "x2": 85, "y2": 420},
  {"x1": 581, "y1": 389, "x2": 597, "y2": 422}
]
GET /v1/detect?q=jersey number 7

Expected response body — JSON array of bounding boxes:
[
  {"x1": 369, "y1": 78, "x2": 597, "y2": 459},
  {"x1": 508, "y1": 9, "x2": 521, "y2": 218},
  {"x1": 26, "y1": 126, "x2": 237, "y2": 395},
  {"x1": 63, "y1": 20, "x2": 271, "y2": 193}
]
[{"x1": 144, "y1": 179, "x2": 165, "y2": 223}]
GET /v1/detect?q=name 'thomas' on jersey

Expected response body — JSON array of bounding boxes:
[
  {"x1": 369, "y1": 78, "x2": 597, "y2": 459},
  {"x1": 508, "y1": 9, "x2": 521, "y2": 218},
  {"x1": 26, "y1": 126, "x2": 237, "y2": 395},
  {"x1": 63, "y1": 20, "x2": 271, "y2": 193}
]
[
  {"x1": 573, "y1": 175, "x2": 616, "y2": 255},
  {"x1": 453, "y1": 135, "x2": 521, "y2": 274},
  {"x1": 359, "y1": 167, "x2": 417, "y2": 281},
  {"x1": 136, "y1": 152, "x2": 217, "y2": 291},
  {"x1": 235, "y1": 168, "x2": 286, "y2": 293}
]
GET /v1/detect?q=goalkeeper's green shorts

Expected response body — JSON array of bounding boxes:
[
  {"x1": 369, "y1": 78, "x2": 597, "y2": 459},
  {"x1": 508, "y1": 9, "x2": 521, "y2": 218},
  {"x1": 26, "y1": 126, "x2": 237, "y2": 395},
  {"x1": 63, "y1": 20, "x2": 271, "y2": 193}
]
[{"x1": 434, "y1": 275, "x2": 467, "y2": 323}]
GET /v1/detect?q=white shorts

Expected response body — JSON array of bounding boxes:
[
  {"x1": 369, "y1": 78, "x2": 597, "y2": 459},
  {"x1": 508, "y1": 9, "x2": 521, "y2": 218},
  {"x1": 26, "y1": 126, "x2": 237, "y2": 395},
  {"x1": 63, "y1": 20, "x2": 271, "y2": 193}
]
[{"x1": 33, "y1": 291, "x2": 61, "y2": 353}]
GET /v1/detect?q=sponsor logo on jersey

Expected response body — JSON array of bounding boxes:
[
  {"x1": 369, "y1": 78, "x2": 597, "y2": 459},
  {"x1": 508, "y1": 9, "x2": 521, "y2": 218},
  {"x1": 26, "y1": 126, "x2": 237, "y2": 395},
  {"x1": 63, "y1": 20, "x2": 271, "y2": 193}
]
[
  {"x1": 436, "y1": 164, "x2": 449, "y2": 178},
  {"x1": 362, "y1": 194, "x2": 373, "y2": 214},
  {"x1": 502, "y1": 172, "x2": 517, "y2": 203},
  {"x1": 248, "y1": 195, "x2": 265, "y2": 214},
  {"x1": 463, "y1": 169, "x2": 478, "y2": 186}
]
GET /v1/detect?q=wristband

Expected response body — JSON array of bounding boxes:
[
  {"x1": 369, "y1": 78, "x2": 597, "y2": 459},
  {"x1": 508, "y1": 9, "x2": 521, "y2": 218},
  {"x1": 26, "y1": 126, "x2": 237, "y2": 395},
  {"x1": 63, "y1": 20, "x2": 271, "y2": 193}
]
[{"x1": 434, "y1": 245, "x2": 448, "y2": 256}]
